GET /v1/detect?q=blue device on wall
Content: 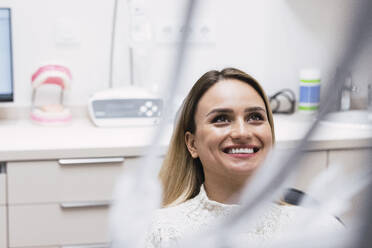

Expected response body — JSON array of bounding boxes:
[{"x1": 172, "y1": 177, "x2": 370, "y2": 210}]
[{"x1": 0, "y1": 8, "x2": 14, "y2": 102}]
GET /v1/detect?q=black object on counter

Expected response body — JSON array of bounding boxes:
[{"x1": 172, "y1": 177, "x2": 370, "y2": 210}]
[
  {"x1": 282, "y1": 188, "x2": 345, "y2": 226},
  {"x1": 283, "y1": 188, "x2": 305, "y2": 205},
  {"x1": 269, "y1": 89, "x2": 296, "y2": 114}
]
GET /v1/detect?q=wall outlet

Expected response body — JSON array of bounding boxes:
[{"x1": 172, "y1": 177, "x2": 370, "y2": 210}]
[
  {"x1": 155, "y1": 22, "x2": 178, "y2": 43},
  {"x1": 54, "y1": 19, "x2": 81, "y2": 45},
  {"x1": 189, "y1": 20, "x2": 216, "y2": 44},
  {"x1": 155, "y1": 19, "x2": 216, "y2": 45}
]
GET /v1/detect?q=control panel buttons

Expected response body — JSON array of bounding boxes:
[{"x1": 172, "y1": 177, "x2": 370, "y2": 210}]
[
  {"x1": 151, "y1": 105, "x2": 158, "y2": 112},
  {"x1": 140, "y1": 105, "x2": 147, "y2": 113}
]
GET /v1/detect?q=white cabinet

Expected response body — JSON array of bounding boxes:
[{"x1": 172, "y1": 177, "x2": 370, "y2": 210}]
[
  {"x1": 0, "y1": 206, "x2": 7, "y2": 248},
  {"x1": 282, "y1": 149, "x2": 371, "y2": 226},
  {"x1": 0, "y1": 174, "x2": 5, "y2": 205},
  {"x1": 275, "y1": 149, "x2": 328, "y2": 192},
  {"x1": 0, "y1": 173, "x2": 7, "y2": 248},
  {"x1": 328, "y1": 148, "x2": 372, "y2": 225},
  {"x1": 328, "y1": 148, "x2": 371, "y2": 172},
  {"x1": 9, "y1": 204, "x2": 110, "y2": 247},
  {"x1": 292, "y1": 151, "x2": 328, "y2": 191},
  {"x1": 7, "y1": 159, "x2": 126, "y2": 204},
  {"x1": 6, "y1": 156, "x2": 153, "y2": 248},
  {"x1": 2, "y1": 145, "x2": 370, "y2": 246}
]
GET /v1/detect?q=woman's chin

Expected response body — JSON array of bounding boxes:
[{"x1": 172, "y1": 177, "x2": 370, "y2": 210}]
[{"x1": 226, "y1": 162, "x2": 260, "y2": 176}]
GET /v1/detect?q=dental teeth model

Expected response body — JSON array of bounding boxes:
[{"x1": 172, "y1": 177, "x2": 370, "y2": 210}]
[{"x1": 30, "y1": 64, "x2": 72, "y2": 125}]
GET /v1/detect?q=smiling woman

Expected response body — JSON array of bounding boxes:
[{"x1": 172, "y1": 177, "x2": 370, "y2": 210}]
[
  {"x1": 160, "y1": 68, "x2": 275, "y2": 208},
  {"x1": 184, "y1": 78, "x2": 274, "y2": 204},
  {"x1": 144, "y1": 68, "x2": 340, "y2": 248}
]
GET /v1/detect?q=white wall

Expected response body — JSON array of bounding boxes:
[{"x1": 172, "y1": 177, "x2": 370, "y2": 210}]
[
  {"x1": 115, "y1": 0, "x2": 366, "y2": 109},
  {"x1": 1, "y1": 0, "x2": 370, "y2": 110},
  {"x1": 263, "y1": 0, "x2": 371, "y2": 106},
  {"x1": 1, "y1": 0, "x2": 115, "y2": 106}
]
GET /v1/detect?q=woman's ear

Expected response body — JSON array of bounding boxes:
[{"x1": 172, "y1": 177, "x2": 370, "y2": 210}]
[{"x1": 185, "y1": 131, "x2": 199, "y2": 158}]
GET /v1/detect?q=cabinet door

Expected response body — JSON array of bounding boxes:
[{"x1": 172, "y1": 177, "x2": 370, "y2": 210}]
[
  {"x1": 287, "y1": 150, "x2": 328, "y2": 192},
  {"x1": 7, "y1": 157, "x2": 130, "y2": 204},
  {"x1": 9, "y1": 204, "x2": 110, "y2": 247},
  {"x1": 0, "y1": 206, "x2": 7, "y2": 248},
  {"x1": 0, "y1": 174, "x2": 6, "y2": 248},
  {"x1": 0, "y1": 174, "x2": 5, "y2": 205},
  {"x1": 328, "y1": 149, "x2": 372, "y2": 225}
]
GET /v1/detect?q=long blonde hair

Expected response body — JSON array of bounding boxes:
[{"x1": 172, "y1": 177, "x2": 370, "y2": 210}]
[{"x1": 159, "y1": 68, "x2": 275, "y2": 207}]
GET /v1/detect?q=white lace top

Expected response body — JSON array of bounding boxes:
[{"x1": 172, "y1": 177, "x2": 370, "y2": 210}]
[{"x1": 145, "y1": 185, "x2": 342, "y2": 247}]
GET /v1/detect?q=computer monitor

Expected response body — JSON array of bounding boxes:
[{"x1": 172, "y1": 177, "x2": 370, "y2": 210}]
[{"x1": 0, "y1": 8, "x2": 14, "y2": 102}]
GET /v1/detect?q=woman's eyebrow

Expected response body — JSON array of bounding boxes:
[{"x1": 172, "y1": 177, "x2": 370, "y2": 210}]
[
  {"x1": 206, "y1": 106, "x2": 266, "y2": 117},
  {"x1": 244, "y1": 106, "x2": 266, "y2": 113},
  {"x1": 206, "y1": 108, "x2": 233, "y2": 117}
]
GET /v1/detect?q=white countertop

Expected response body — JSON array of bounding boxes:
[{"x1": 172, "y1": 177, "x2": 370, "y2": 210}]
[
  {"x1": 273, "y1": 113, "x2": 372, "y2": 150},
  {"x1": 0, "y1": 113, "x2": 371, "y2": 161}
]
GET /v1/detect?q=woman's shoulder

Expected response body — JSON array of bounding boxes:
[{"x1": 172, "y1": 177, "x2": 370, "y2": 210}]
[
  {"x1": 149, "y1": 194, "x2": 206, "y2": 233},
  {"x1": 151, "y1": 201, "x2": 191, "y2": 226},
  {"x1": 145, "y1": 198, "x2": 201, "y2": 248}
]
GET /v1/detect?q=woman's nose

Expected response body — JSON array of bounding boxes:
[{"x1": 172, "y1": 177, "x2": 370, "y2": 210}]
[{"x1": 230, "y1": 119, "x2": 251, "y2": 140}]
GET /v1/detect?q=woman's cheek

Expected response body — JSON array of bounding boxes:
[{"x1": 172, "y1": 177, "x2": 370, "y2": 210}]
[{"x1": 260, "y1": 125, "x2": 273, "y2": 144}]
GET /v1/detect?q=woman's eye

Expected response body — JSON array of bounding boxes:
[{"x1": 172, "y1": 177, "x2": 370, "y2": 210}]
[
  {"x1": 247, "y1": 112, "x2": 264, "y2": 122},
  {"x1": 212, "y1": 115, "x2": 230, "y2": 123}
]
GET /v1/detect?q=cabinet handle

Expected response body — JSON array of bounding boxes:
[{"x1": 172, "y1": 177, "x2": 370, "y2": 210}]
[
  {"x1": 58, "y1": 157, "x2": 124, "y2": 165},
  {"x1": 60, "y1": 201, "x2": 111, "y2": 209},
  {"x1": 62, "y1": 243, "x2": 109, "y2": 248}
]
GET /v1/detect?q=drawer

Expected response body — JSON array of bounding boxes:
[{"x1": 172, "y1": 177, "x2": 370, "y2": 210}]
[
  {"x1": 9, "y1": 204, "x2": 110, "y2": 247},
  {"x1": 7, "y1": 157, "x2": 137, "y2": 204},
  {"x1": 0, "y1": 174, "x2": 5, "y2": 205},
  {"x1": 0, "y1": 206, "x2": 7, "y2": 248}
]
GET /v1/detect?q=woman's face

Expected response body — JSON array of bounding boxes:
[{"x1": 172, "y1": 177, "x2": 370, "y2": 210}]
[{"x1": 185, "y1": 79, "x2": 273, "y2": 183}]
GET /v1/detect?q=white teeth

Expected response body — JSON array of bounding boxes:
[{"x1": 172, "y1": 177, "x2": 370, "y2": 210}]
[{"x1": 227, "y1": 148, "x2": 254, "y2": 154}]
